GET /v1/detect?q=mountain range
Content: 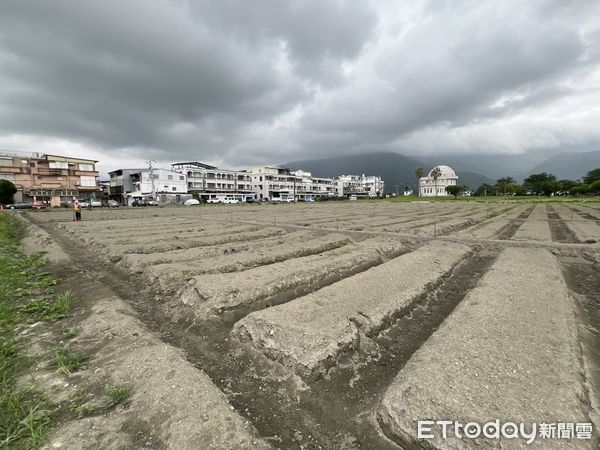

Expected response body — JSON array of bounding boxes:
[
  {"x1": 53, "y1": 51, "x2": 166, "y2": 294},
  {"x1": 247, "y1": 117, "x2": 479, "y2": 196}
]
[{"x1": 284, "y1": 150, "x2": 600, "y2": 192}]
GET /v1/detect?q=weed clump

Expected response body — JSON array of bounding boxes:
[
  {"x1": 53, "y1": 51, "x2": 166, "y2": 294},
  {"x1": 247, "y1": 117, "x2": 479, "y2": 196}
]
[
  {"x1": 105, "y1": 385, "x2": 131, "y2": 408},
  {"x1": 53, "y1": 346, "x2": 87, "y2": 375}
]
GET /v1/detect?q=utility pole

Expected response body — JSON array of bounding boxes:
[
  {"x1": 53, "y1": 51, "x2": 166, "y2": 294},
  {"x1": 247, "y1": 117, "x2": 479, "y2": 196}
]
[
  {"x1": 395, "y1": 184, "x2": 401, "y2": 196},
  {"x1": 147, "y1": 159, "x2": 157, "y2": 200}
]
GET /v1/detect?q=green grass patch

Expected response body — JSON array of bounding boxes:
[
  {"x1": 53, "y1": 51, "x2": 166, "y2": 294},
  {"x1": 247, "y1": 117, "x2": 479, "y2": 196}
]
[
  {"x1": 53, "y1": 346, "x2": 87, "y2": 376},
  {"x1": 104, "y1": 385, "x2": 131, "y2": 409},
  {"x1": 18, "y1": 291, "x2": 72, "y2": 323},
  {"x1": 0, "y1": 214, "x2": 70, "y2": 448},
  {"x1": 68, "y1": 391, "x2": 95, "y2": 418}
]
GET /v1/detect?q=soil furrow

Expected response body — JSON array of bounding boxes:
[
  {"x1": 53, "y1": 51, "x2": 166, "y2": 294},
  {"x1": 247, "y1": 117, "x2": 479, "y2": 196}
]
[{"x1": 547, "y1": 205, "x2": 581, "y2": 243}]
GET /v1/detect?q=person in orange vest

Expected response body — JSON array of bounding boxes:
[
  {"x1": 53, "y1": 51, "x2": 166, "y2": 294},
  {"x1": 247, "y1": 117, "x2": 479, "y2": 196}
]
[{"x1": 73, "y1": 200, "x2": 82, "y2": 221}]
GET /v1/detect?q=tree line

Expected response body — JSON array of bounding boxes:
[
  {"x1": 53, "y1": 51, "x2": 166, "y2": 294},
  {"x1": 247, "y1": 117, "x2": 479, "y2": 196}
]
[{"x1": 473, "y1": 168, "x2": 600, "y2": 197}]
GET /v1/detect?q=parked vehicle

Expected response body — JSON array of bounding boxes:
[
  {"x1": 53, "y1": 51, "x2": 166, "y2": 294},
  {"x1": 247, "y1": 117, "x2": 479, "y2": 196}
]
[
  {"x1": 349, "y1": 195, "x2": 358, "y2": 201},
  {"x1": 90, "y1": 200, "x2": 103, "y2": 207},
  {"x1": 207, "y1": 198, "x2": 221, "y2": 204},
  {"x1": 7, "y1": 202, "x2": 33, "y2": 209},
  {"x1": 31, "y1": 201, "x2": 47, "y2": 209},
  {"x1": 107, "y1": 200, "x2": 120, "y2": 207},
  {"x1": 271, "y1": 196, "x2": 294, "y2": 203},
  {"x1": 131, "y1": 199, "x2": 157, "y2": 206},
  {"x1": 184, "y1": 199, "x2": 200, "y2": 206},
  {"x1": 223, "y1": 198, "x2": 240, "y2": 204}
]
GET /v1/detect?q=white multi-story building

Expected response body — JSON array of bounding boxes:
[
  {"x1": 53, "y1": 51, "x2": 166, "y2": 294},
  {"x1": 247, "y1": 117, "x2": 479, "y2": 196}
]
[
  {"x1": 171, "y1": 162, "x2": 254, "y2": 202},
  {"x1": 335, "y1": 174, "x2": 384, "y2": 197},
  {"x1": 419, "y1": 165, "x2": 458, "y2": 197},
  {"x1": 249, "y1": 166, "x2": 337, "y2": 201},
  {"x1": 109, "y1": 168, "x2": 190, "y2": 205},
  {"x1": 250, "y1": 166, "x2": 297, "y2": 201}
]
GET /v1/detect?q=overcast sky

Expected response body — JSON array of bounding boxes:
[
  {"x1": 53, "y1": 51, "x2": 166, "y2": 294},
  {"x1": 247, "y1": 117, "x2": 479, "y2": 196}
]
[{"x1": 1, "y1": 0, "x2": 599, "y2": 173}]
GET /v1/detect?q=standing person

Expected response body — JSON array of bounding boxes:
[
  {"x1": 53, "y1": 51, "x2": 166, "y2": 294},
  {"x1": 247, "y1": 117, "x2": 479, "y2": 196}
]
[{"x1": 73, "y1": 200, "x2": 82, "y2": 221}]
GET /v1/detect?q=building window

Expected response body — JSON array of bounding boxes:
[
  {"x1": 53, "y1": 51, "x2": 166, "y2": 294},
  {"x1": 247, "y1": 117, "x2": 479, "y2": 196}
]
[
  {"x1": 79, "y1": 163, "x2": 94, "y2": 171},
  {"x1": 172, "y1": 187, "x2": 177, "y2": 191},
  {"x1": 49, "y1": 161, "x2": 68, "y2": 169},
  {"x1": 179, "y1": 176, "x2": 184, "y2": 180},
  {"x1": 168, "y1": 175, "x2": 173, "y2": 180},
  {"x1": 79, "y1": 176, "x2": 96, "y2": 187}
]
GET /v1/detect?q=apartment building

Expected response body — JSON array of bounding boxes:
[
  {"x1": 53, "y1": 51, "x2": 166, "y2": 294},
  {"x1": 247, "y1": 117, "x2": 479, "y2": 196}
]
[
  {"x1": 171, "y1": 162, "x2": 254, "y2": 202},
  {"x1": 109, "y1": 168, "x2": 190, "y2": 205},
  {"x1": 110, "y1": 161, "x2": 383, "y2": 203},
  {"x1": 335, "y1": 174, "x2": 384, "y2": 198},
  {"x1": 0, "y1": 152, "x2": 99, "y2": 206}
]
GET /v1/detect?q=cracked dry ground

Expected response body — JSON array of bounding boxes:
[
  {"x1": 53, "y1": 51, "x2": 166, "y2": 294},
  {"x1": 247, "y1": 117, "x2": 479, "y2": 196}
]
[{"x1": 23, "y1": 201, "x2": 600, "y2": 449}]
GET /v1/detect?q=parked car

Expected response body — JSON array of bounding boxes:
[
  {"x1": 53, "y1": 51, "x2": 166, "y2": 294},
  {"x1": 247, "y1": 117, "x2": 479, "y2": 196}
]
[
  {"x1": 107, "y1": 200, "x2": 120, "y2": 207},
  {"x1": 31, "y1": 201, "x2": 47, "y2": 209},
  {"x1": 7, "y1": 202, "x2": 33, "y2": 209},
  {"x1": 223, "y1": 198, "x2": 240, "y2": 204},
  {"x1": 207, "y1": 198, "x2": 221, "y2": 204},
  {"x1": 349, "y1": 195, "x2": 358, "y2": 201},
  {"x1": 184, "y1": 199, "x2": 200, "y2": 206},
  {"x1": 90, "y1": 200, "x2": 103, "y2": 207},
  {"x1": 146, "y1": 199, "x2": 159, "y2": 206}
]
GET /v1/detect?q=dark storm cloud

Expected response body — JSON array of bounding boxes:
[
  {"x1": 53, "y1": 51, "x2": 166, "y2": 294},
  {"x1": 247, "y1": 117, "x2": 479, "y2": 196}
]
[{"x1": 0, "y1": 0, "x2": 599, "y2": 169}]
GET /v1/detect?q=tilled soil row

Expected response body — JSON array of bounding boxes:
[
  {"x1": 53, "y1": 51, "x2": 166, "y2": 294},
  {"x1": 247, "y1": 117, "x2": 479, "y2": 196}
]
[
  {"x1": 119, "y1": 229, "x2": 320, "y2": 272},
  {"x1": 494, "y1": 204, "x2": 535, "y2": 239},
  {"x1": 148, "y1": 234, "x2": 353, "y2": 287},
  {"x1": 377, "y1": 247, "x2": 593, "y2": 449},
  {"x1": 166, "y1": 236, "x2": 410, "y2": 323},
  {"x1": 232, "y1": 241, "x2": 472, "y2": 379},
  {"x1": 547, "y1": 205, "x2": 581, "y2": 243}
]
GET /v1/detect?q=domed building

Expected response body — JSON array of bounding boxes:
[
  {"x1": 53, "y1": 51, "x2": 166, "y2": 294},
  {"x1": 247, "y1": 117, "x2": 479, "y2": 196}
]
[{"x1": 419, "y1": 165, "x2": 458, "y2": 197}]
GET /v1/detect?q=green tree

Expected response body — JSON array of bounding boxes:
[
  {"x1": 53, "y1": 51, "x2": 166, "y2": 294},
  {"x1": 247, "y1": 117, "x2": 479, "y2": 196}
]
[
  {"x1": 556, "y1": 179, "x2": 578, "y2": 192},
  {"x1": 590, "y1": 180, "x2": 600, "y2": 194},
  {"x1": 430, "y1": 166, "x2": 442, "y2": 196},
  {"x1": 583, "y1": 168, "x2": 600, "y2": 185},
  {"x1": 415, "y1": 167, "x2": 424, "y2": 196},
  {"x1": 474, "y1": 183, "x2": 495, "y2": 196},
  {"x1": 445, "y1": 184, "x2": 465, "y2": 198},
  {"x1": 495, "y1": 177, "x2": 516, "y2": 196},
  {"x1": 571, "y1": 184, "x2": 590, "y2": 196},
  {"x1": 0, "y1": 179, "x2": 17, "y2": 204},
  {"x1": 523, "y1": 172, "x2": 557, "y2": 196}
]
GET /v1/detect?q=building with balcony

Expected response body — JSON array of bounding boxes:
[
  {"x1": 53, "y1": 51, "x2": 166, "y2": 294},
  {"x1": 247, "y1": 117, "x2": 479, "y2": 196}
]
[
  {"x1": 335, "y1": 174, "x2": 384, "y2": 198},
  {"x1": 109, "y1": 168, "x2": 190, "y2": 205},
  {"x1": 0, "y1": 152, "x2": 100, "y2": 206},
  {"x1": 171, "y1": 162, "x2": 254, "y2": 202},
  {"x1": 250, "y1": 166, "x2": 336, "y2": 201}
]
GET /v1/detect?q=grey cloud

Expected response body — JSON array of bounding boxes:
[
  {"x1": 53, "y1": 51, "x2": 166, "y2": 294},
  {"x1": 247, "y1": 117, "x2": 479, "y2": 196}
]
[{"x1": 0, "y1": 0, "x2": 599, "y2": 168}]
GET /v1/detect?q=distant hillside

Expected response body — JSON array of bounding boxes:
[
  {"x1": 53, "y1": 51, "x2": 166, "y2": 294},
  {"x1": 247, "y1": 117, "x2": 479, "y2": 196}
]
[
  {"x1": 423, "y1": 152, "x2": 549, "y2": 180},
  {"x1": 526, "y1": 150, "x2": 600, "y2": 181},
  {"x1": 285, "y1": 152, "x2": 421, "y2": 193},
  {"x1": 284, "y1": 152, "x2": 494, "y2": 192},
  {"x1": 454, "y1": 171, "x2": 495, "y2": 191}
]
